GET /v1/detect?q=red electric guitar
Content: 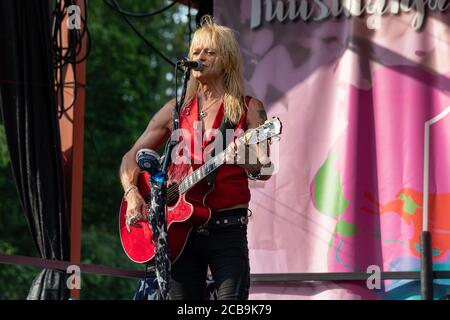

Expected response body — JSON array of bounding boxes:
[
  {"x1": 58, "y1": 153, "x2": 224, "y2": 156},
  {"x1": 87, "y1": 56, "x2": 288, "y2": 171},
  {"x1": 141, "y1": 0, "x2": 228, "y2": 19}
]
[{"x1": 119, "y1": 117, "x2": 282, "y2": 264}]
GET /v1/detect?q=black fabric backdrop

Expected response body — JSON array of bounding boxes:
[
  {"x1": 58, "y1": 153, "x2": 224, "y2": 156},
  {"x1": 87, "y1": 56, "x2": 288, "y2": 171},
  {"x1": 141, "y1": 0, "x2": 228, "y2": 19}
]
[{"x1": 0, "y1": 0, "x2": 70, "y2": 299}]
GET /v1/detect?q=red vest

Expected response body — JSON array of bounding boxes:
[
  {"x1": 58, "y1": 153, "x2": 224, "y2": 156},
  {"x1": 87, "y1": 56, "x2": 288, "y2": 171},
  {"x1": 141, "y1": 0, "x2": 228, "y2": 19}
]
[{"x1": 168, "y1": 95, "x2": 251, "y2": 212}]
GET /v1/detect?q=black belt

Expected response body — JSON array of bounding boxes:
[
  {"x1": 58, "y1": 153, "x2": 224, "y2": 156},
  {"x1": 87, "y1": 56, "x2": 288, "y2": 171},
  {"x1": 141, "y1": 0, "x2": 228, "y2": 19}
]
[{"x1": 195, "y1": 208, "x2": 249, "y2": 235}]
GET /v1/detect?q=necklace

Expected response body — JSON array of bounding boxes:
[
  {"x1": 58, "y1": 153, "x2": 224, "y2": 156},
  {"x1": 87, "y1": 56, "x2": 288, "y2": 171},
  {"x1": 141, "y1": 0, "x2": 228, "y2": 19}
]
[{"x1": 198, "y1": 96, "x2": 222, "y2": 120}]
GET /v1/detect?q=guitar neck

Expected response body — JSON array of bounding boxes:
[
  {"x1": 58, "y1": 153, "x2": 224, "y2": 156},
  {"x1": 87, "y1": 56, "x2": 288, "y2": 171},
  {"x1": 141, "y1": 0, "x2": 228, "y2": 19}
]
[
  {"x1": 178, "y1": 149, "x2": 227, "y2": 195},
  {"x1": 178, "y1": 133, "x2": 249, "y2": 194}
]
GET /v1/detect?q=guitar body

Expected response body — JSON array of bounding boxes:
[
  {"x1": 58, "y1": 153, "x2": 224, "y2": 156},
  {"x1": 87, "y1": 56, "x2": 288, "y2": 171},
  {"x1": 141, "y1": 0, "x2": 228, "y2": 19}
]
[{"x1": 119, "y1": 171, "x2": 212, "y2": 264}]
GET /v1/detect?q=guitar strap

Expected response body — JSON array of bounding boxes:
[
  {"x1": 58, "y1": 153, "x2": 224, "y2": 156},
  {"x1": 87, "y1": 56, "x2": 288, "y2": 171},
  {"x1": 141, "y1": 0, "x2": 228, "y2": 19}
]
[
  {"x1": 204, "y1": 96, "x2": 249, "y2": 187},
  {"x1": 204, "y1": 118, "x2": 234, "y2": 187}
]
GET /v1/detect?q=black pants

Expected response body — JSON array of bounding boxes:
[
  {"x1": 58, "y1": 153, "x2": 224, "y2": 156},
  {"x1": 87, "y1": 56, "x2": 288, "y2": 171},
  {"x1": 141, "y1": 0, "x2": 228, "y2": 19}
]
[{"x1": 170, "y1": 209, "x2": 250, "y2": 300}]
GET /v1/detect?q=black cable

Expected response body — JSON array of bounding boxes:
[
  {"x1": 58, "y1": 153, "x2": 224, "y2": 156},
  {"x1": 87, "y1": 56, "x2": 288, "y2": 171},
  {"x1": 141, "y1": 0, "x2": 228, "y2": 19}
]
[
  {"x1": 51, "y1": 0, "x2": 91, "y2": 120},
  {"x1": 52, "y1": 0, "x2": 89, "y2": 67},
  {"x1": 103, "y1": 0, "x2": 177, "y2": 18},
  {"x1": 104, "y1": 0, "x2": 177, "y2": 69}
]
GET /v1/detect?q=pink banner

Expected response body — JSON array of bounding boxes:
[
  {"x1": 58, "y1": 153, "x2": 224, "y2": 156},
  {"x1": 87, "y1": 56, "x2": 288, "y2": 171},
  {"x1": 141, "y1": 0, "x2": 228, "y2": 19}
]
[{"x1": 215, "y1": 0, "x2": 450, "y2": 299}]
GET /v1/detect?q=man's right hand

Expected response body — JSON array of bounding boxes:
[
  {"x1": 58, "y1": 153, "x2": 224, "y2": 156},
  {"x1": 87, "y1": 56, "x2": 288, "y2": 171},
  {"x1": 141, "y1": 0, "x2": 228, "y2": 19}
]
[{"x1": 125, "y1": 189, "x2": 148, "y2": 232}]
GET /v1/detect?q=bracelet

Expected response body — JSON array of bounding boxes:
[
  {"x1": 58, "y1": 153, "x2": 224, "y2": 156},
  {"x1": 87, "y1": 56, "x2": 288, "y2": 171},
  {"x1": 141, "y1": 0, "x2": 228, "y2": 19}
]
[{"x1": 124, "y1": 184, "x2": 138, "y2": 199}]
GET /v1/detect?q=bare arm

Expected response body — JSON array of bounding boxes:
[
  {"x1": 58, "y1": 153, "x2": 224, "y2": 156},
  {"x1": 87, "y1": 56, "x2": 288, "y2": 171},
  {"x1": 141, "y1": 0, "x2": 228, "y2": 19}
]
[
  {"x1": 226, "y1": 98, "x2": 273, "y2": 181},
  {"x1": 244, "y1": 98, "x2": 273, "y2": 180},
  {"x1": 120, "y1": 98, "x2": 176, "y2": 193}
]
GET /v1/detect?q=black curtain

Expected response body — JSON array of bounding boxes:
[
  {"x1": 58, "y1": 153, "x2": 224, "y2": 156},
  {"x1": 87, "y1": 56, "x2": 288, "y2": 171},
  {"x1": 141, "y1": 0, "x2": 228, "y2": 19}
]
[{"x1": 0, "y1": 0, "x2": 70, "y2": 299}]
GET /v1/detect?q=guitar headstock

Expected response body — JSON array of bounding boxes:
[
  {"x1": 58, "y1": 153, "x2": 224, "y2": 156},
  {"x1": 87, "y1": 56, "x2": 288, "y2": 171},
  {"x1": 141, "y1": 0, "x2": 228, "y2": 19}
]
[{"x1": 243, "y1": 117, "x2": 283, "y2": 145}]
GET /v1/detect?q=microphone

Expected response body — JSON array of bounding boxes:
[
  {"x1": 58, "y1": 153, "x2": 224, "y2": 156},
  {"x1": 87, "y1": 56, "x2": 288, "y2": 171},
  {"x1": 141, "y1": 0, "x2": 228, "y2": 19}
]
[
  {"x1": 136, "y1": 149, "x2": 161, "y2": 175},
  {"x1": 178, "y1": 58, "x2": 203, "y2": 71}
]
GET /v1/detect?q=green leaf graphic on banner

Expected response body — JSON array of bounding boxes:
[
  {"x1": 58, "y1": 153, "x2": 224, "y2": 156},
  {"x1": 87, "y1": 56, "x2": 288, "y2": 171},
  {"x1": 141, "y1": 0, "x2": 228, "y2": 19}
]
[
  {"x1": 328, "y1": 220, "x2": 357, "y2": 248},
  {"x1": 313, "y1": 152, "x2": 349, "y2": 217},
  {"x1": 398, "y1": 193, "x2": 421, "y2": 215},
  {"x1": 336, "y1": 220, "x2": 357, "y2": 237}
]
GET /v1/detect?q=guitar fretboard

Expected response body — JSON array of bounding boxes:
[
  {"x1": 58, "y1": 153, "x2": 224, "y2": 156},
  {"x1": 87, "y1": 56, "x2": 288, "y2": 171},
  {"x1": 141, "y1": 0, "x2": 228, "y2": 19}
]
[
  {"x1": 178, "y1": 151, "x2": 226, "y2": 194},
  {"x1": 178, "y1": 134, "x2": 248, "y2": 194}
]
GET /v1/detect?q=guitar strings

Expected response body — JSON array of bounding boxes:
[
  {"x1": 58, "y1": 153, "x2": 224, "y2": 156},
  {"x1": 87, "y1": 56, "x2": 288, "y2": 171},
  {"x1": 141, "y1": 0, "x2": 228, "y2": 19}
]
[{"x1": 164, "y1": 149, "x2": 227, "y2": 203}]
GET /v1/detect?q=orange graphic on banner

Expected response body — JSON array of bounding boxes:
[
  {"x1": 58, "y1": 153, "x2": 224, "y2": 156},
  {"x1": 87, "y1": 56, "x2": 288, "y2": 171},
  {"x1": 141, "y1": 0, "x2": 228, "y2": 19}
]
[{"x1": 364, "y1": 188, "x2": 450, "y2": 258}]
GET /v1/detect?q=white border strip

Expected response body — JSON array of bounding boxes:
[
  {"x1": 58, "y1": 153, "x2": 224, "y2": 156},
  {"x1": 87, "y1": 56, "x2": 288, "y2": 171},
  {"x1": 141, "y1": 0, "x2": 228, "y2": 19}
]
[{"x1": 423, "y1": 106, "x2": 450, "y2": 232}]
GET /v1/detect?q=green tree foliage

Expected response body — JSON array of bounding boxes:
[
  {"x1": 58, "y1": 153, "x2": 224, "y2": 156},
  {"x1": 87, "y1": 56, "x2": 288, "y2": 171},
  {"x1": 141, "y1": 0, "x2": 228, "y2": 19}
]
[
  {"x1": 0, "y1": 123, "x2": 41, "y2": 299},
  {"x1": 81, "y1": 0, "x2": 192, "y2": 299},
  {"x1": 0, "y1": 0, "x2": 195, "y2": 299}
]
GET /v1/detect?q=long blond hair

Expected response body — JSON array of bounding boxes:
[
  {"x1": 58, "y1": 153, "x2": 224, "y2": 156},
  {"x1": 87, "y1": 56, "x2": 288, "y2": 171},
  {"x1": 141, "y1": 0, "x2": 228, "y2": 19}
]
[{"x1": 184, "y1": 15, "x2": 245, "y2": 125}]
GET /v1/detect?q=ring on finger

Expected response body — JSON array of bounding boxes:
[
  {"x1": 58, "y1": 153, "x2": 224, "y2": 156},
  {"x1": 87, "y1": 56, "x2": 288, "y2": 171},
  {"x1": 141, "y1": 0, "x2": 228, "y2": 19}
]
[
  {"x1": 127, "y1": 213, "x2": 138, "y2": 224},
  {"x1": 132, "y1": 214, "x2": 140, "y2": 223}
]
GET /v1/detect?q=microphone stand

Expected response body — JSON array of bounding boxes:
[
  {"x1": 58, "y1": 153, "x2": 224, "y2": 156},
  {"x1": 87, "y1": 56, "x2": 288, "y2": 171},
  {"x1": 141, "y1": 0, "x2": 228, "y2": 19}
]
[
  {"x1": 145, "y1": 61, "x2": 191, "y2": 300},
  {"x1": 161, "y1": 62, "x2": 190, "y2": 172}
]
